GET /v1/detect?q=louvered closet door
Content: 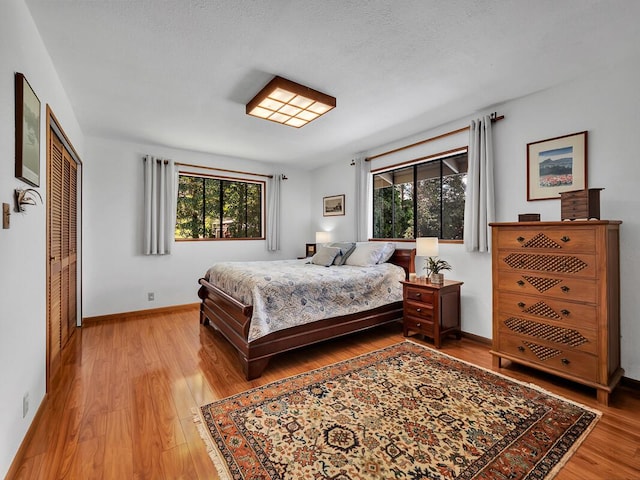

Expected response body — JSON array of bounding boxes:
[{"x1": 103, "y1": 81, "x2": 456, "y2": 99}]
[{"x1": 48, "y1": 131, "x2": 77, "y2": 385}]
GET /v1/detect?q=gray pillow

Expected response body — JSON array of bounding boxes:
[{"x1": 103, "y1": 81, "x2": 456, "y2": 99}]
[
  {"x1": 311, "y1": 246, "x2": 341, "y2": 267},
  {"x1": 377, "y1": 242, "x2": 396, "y2": 263},
  {"x1": 330, "y1": 242, "x2": 356, "y2": 265}
]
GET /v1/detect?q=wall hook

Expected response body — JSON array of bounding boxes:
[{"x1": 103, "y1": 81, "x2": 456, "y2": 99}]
[{"x1": 14, "y1": 188, "x2": 43, "y2": 213}]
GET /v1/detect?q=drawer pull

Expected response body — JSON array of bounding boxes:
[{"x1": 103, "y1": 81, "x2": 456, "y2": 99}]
[
  {"x1": 416, "y1": 308, "x2": 422, "y2": 313},
  {"x1": 561, "y1": 358, "x2": 570, "y2": 365},
  {"x1": 517, "y1": 236, "x2": 525, "y2": 243},
  {"x1": 517, "y1": 302, "x2": 525, "y2": 308},
  {"x1": 560, "y1": 309, "x2": 571, "y2": 316},
  {"x1": 415, "y1": 293, "x2": 422, "y2": 297},
  {"x1": 518, "y1": 346, "x2": 525, "y2": 352},
  {"x1": 416, "y1": 323, "x2": 421, "y2": 328},
  {"x1": 560, "y1": 236, "x2": 571, "y2": 243},
  {"x1": 517, "y1": 280, "x2": 525, "y2": 286},
  {"x1": 560, "y1": 285, "x2": 570, "y2": 293}
]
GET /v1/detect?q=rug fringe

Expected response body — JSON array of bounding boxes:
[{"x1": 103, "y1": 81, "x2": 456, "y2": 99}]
[{"x1": 192, "y1": 407, "x2": 232, "y2": 480}]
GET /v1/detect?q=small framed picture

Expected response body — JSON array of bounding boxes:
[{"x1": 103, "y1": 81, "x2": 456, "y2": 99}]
[
  {"x1": 323, "y1": 194, "x2": 345, "y2": 216},
  {"x1": 527, "y1": 131, "x2": 587, "y2": 201},
  {"x1": 305, "y1": 243, "x2": 316, "y2": 257},
  {"x1": 15, "y1": 72, "x2": 41, "y2": 187}
]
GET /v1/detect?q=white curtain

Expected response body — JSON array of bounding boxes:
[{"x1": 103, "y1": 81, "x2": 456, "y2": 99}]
[
  {"x1": 354, "y1": 155, "x2": 370, "y2": 241},
  {"x1": 143, "y1": 155, "x2": 176, "y2": 255},
  {"x1": 267, "y1": 174, "x2": 282, "y2": 251},
  {"x1": 463, "y1": 116, "x2": 495, "y2": 252}
]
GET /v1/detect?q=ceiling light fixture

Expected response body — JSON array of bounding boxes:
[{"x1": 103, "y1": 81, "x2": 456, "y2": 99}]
[{"x1": 246, "y1": 76, "x2": 336, "y2": 128}]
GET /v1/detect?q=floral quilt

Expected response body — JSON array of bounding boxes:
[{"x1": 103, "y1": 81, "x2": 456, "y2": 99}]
[{"x1": 205, "y1": 259, "x2": 404, "y2": 342}]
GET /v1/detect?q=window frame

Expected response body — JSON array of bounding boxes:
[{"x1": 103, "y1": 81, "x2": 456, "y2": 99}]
[
  {"x1": 371, "y1": 148, "x2": 468, "y2": 243},
  {"x1": 175, "y1": 171, "x2": 266, "y2": 241}
]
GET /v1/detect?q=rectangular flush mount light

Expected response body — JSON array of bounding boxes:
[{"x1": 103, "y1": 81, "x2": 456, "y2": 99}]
[{"x1": 246, "y1": 76, "x2": 336, "y2": 128}]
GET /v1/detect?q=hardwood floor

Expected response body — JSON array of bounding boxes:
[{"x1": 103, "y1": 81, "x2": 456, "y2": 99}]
[{"x1": 8, "y1": 306, "x2": 640, "y2": 479}]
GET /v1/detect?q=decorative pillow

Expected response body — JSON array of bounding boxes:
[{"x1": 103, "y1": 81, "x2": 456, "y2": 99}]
[
  {"x1": 377, "y1": 242, "x2": 396, "y2": 263},
  {"x1": 345, "y1": 243, "x2": 387, "y2": 267},
  {"x1": 330, "y1": 242, "x2": 356, "y2": 265},
  {"x1": 311, "y1": 246, "x2": 341, "y2": 267}
]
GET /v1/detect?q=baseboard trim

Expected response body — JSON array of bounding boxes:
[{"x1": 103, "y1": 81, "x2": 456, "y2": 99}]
[
  {"x1": 621, "y1": 375, "x2": 640, "y2": 391},
  {"x1": 5, "y1": 393, "x2": 48, "y2": 480},
  {"x1": 460, "y1": 331, "x2": 492, "y2": 346},
  {"x1": 83, "y1": 303, "x2": 199, "y2": 324}
]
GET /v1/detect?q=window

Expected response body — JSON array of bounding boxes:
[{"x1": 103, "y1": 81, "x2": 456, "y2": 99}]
[
  {"x1": 175, "y1": 173, "x2": 264, "y2": 240},
  {"x1": 372, "y1": 151, "x2": 468, "y2": 240}
]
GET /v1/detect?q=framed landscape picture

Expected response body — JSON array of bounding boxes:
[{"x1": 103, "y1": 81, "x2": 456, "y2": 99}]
[
  {"x1": 15, "y1": 72, "x2": 41, "y2": 187},
  {"x1": 527, "y1": 131, "x2": 587, "y2": 201},
  {"x1": 323, "y1": 194, "x2": 345, "y2": 216}
]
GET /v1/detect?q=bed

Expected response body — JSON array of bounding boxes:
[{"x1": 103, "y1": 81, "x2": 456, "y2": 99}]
[{"x1": 198, "y1": 244, "x2": 412, "y2": 379}]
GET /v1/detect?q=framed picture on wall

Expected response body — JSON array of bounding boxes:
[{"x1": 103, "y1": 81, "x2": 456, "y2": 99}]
[
  {"x1": 323, "y1": 194, "x2": 345, "y2": 216},
  {"x1": 15, "y1": 72, "x2": 41, "y2": 187},
  {"x1": 527, "y1": 131, "x2": 587, "y2": 201}
]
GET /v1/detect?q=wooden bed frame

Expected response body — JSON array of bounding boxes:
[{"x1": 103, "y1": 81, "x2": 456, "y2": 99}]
[{"x1": 198, "y1": 248, "x2": 413, "y2": 379}]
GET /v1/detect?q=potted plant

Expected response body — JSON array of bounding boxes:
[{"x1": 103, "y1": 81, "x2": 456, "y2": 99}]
[{"x1": 425, "y1": 257, "x2": 452, "y2": 284}]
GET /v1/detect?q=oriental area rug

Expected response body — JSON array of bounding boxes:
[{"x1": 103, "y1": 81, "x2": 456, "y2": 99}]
[{"x1": 196, "y1": 341, "x2": 600, "y2": 480}]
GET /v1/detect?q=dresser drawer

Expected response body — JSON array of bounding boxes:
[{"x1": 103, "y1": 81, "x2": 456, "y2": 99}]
[
  {"x1": 403, "y1": 315, "x2": 434, "y2": 337},
  {"x1": 404, "y1": 301, "x2": 434, "y2": 321},
  {"x1": 496, "y1": 271, "x2": 597, "y2": 303},
  {"x1": 496, "y1": 292, "x2": 597, "y2": 328},
  {"x1": 497, "y1": 334, "x2": 598, "y2": 383},
  {"x1": 494, "y1": 227, "x2": 596, "y2": 253},
  {"x1": 496, "y1": 313, "x2": 598, "y2": 355},
  {"x1": 404, "y1": 287, "x2": 435, "y2": 304},
  {"x1": 496, "y1": 252, "x2": 596, "y2": 278}
]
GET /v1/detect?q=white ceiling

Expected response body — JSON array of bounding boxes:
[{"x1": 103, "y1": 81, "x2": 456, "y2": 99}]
[{"x1": 24, "y1": 0, "x2": 640, "y2": 170}]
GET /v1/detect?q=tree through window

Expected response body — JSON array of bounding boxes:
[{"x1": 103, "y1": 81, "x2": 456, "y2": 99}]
[
  {"x1": 372, "y1": 151, "x2": 467, "y2": 240},
  {"x1": 175, "y1": 173, "x2": 264, "y2": 240}
]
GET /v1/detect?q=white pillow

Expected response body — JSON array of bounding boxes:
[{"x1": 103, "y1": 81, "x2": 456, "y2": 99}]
[
  {"x1": 311, "y1": 246, "x2": 341, "y2": 267},
  {"x1": 377, "y1": 242, "x2": 396, "y2": 263},
  {"x1": 345, "y1": 243, "x2": 387, "y2": 266}
]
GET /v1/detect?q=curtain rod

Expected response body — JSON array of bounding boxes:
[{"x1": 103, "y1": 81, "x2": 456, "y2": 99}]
[
  {"x1": 175, "y1": 162, "x2": 274, "y2": 179},
  {"x1": 366, "y1": 113, "x2": 504, "y2": 162}
]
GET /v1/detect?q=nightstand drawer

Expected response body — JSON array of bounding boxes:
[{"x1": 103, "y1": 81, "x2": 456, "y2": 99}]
[
  {"x1": 404, "y1": 287, "x2": 434, "y2": 304},
  {"x1": 404, "y1": 301, "x2": 433, "y2": 321},
  {"x1": 403, "y1": 316, "x2": 434, "y2": 336}
]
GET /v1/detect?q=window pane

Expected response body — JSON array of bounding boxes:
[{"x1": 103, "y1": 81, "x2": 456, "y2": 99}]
[
  {"x1": 442, "y1": 155, "x2": 468, "y2": 240},
  {"x1": 176, "y1": 176, "x2": 204, "y2": 239},
  {"x1": 204, "y1": 178, "x2": 220, "y2": 238},
  {"x1": 416, "y1": 170, "x2": 441, "y2": 238},
  {"x1": 373, "y1": 167, "x2": 413, "y2": 239},
  {"x1": 246, "y1": 183, "x2": 262, "y2": 237}
]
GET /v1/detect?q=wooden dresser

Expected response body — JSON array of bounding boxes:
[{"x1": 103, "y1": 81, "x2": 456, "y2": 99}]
[{"x1": 490, "y1": 221, "x2": 622, "y2": 405}]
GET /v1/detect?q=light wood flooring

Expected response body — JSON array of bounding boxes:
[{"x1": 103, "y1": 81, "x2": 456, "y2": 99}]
[{"x1": 8, "y1": 306, "x2": 640, "y2": 479}]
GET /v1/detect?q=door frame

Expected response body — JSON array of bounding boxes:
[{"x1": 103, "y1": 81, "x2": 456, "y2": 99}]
[{"x1": 45, "y1": 105, "x2": 83, "y2": 392}]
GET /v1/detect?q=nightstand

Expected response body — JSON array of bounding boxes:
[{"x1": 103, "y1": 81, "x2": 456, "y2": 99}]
[{"x1": 401, "y1": 278, "x2": 463, "y2": 348}]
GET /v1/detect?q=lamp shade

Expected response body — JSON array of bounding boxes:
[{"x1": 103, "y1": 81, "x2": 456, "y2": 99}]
[
  {"x1": 315, "y1": 231, "x2": 331, "y2": 244},
  {"x1": 416, "y1": 237, "x2": 439, "y2": 257}
]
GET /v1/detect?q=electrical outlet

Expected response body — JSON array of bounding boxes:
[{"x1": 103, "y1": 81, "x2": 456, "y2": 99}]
[
  {"x1": 147, "y1": 292, "x2": 155, "y2": 301},
  {"x1": 23, "y1": 392, "x2": 29, "y2": 418}
]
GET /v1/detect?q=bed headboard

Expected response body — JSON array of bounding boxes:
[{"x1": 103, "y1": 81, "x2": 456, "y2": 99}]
[{"x1": 389, "y1": 248, "x2": 414, "y2": 279}]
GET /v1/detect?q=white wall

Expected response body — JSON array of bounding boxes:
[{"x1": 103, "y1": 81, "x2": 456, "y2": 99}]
[
  {"x1": 0, "y1": 0, "x2": 84, "y2": 477},
  {"x1": 311, "y1": 56, "x2": 640, "y2": 381},
  {"x1": 83, "y1": 137, "x2": 311, "y2": 317}
]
